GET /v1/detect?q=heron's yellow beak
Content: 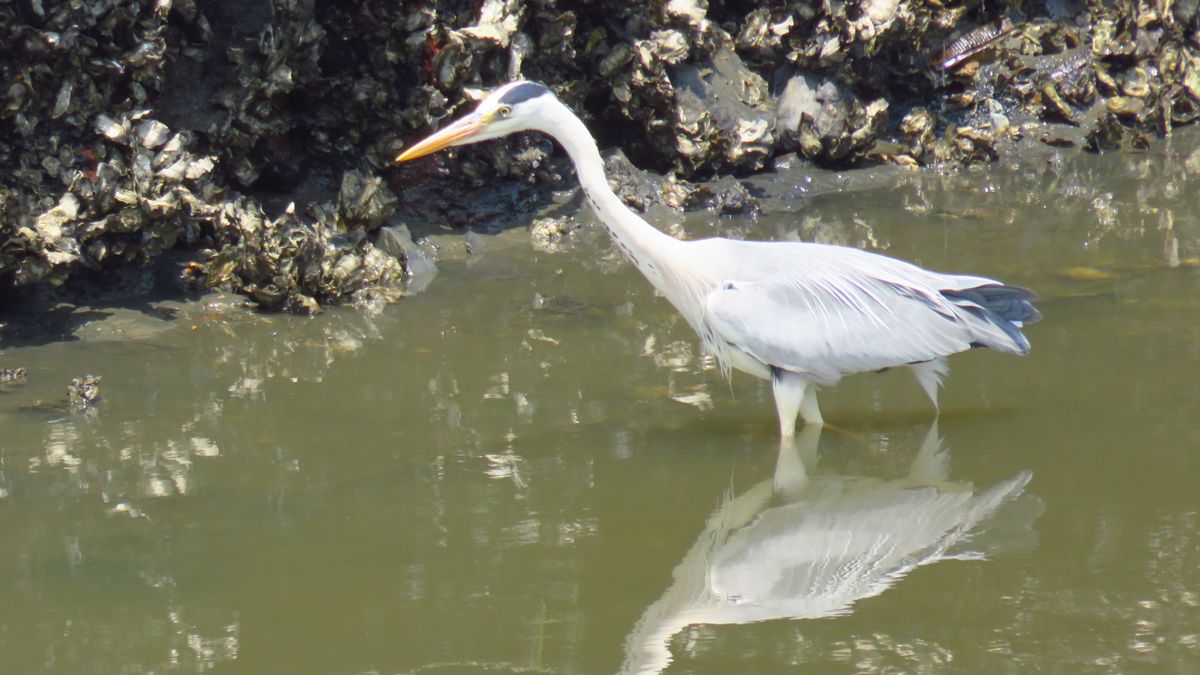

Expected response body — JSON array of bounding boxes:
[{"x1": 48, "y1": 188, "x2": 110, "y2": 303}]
[{"x1": 394, "y1": 114, "x2": 485, "y2": 163}]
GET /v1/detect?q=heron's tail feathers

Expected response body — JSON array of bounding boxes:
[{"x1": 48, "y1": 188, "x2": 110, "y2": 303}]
[
  {"x1": 942, "y1": 284, "x2": 1041, "y2": 355},
  {"x1": 910, "y1": 358, "x2": 949, "y2": 407}
]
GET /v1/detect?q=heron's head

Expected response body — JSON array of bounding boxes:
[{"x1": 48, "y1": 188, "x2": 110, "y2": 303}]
[{"x1": 395, "y1": 81, "x2": 557, "y2": 163}]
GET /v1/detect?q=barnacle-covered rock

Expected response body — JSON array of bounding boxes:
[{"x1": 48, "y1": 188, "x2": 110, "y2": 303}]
[
  {"x1": 0, "y1": 0, "x2": 416, "y2": 311},
  {"x1": 337, "y1": 170, "x2": 399, "y2": 231},
  {"x1": 68, "y1": 375, "x2": 102, "y2": 411},
  {"x1": 900, "y1": 107, "x2": 936, "y2": 158},
  {"x1": 185, "y1": 199, "x2": 406, "y2": 313},
  {"x1": 735, "y1": 8, "x2": 796, "y2": 67},
  {"x1": 14, "y1": 115, "x2": 218, "y2": 283},
  {"x1": 667, "y1": 47, "x2": 775, "y2": 174},
  {"x1": 776, "y1": 73, "x2": 888, "y2": 165},
  {"x1": 948, "y1": 124, "x2": 1001, "y2": 162},
  {"x1": 4, "y1": 0, "x2": 1200, "y2": 309},
  {"x1": 0, "y1": 0, "x2": 194, "y2": 286}
]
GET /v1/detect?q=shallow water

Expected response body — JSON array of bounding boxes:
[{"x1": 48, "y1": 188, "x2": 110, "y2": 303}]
[{"x1": 3, "y1": 136, "x2": 1200, "y2": 673}]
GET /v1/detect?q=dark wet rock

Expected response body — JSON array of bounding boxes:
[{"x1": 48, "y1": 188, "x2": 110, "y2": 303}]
[
  {"x1": 603, "y1": 149, "x2": 757, "y2": 216},
  {"x1": 68, "y1": 375, "x2": 102, "y2": 411},
  {"x1": 604, "y1": 150, "x2": 664, "y2": 213},
  {"x1": 674, "y1": 176, "x2": 759, "y2": 215}
]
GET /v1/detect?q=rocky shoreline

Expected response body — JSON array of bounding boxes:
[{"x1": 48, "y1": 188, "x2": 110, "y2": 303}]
[{"x1": 2, "y1": 0, "x2": 1198, "y2": 315}]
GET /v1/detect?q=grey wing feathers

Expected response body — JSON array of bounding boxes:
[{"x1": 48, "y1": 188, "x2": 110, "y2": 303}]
[
  {"x1": 702, "y1": 259, "x2": 1038, "y2": 381},
  {"x1": 705, "y1": 276, "x2": 972, "y2": 383}
]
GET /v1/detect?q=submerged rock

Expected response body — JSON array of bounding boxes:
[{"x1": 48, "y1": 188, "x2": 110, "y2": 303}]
[
  {"x1": 0, "y1": 367, "x2": 27, "y2": 389},
  {"x1": 17, "y1": 373, "x2": 103, "y2": 415},
  {"x1": 529, "y1": 215, "x2": 577, "y2": 253},
  {"x1": 68, "y1": 375, "x2": 103, "y2": 411}
]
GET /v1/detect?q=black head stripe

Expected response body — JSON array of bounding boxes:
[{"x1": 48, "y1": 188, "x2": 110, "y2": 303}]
[{"x1": 499, "y1": 82, "x2": 551, "y2": 106}]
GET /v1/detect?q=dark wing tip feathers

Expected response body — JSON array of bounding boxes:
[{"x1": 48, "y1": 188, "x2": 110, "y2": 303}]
[
  {"x1": 943, "y1": 284, "x2": 1042, "y2": 325},
  {"x1": 943, "y1": 284, "x2": 1040, "y2": 355}
]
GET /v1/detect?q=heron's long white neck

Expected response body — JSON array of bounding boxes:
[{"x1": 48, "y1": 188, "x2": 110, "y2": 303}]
[{"x1": 540, "y1": 102, "x2": 683, "y2": 291}]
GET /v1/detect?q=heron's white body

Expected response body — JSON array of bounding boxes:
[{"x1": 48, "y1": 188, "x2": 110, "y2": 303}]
[{"x1": 397, "y1": 81, "x2": 1040, "y2": 436}]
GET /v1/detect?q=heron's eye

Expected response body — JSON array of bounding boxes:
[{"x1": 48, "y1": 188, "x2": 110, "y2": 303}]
[{"x1": 496, "y1": 104, "x2": 512, "y2": 118}]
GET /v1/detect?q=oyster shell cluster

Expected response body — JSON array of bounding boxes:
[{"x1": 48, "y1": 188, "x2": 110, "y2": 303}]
[
  {"x1": 2, "y1": 0, "x2": 1199, "y2": 310},
  {"x1": 0, "y1": 0, "x2": 403, "y2": 312},
  {"x1": 68, "y1": 374, "x2": 102, "y2": 411}
]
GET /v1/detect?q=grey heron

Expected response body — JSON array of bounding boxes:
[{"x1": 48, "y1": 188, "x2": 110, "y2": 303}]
[{"x1": 395, "y1": 81, "x2": 1041, "y2": 437}]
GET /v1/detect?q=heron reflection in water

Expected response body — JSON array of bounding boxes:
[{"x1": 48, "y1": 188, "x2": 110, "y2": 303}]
[
  {"x1": 396, "y1": 82, "x2": 1042, "y2": 436},
  {"x1": 619, "y1": 425, "x2": 1040, "y2": 674}
]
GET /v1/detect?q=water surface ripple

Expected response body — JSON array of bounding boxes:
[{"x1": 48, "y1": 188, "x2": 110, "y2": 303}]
[{"x1": 3, "y1": 138, "x2": 1200, "y2": 673}]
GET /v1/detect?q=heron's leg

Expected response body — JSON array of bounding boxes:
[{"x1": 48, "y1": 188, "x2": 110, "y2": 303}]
[
  {"x1": 800, "y1": 386, "x2": 824, "y2": 426},
  {"x1": 774, "y1": 423, "x2": 822, "y2": 498},
  {"x1": 770, "y1": 369, "x2": 809, "y2": 438}
]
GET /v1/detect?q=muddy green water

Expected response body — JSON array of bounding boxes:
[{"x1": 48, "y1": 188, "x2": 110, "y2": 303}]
[{"x1": 3, "y1": 138, "x2": 1200, "y2": 674}]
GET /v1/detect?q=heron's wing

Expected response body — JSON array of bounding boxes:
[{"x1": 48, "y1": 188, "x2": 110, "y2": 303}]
[{"x1": 703, "y1": 269, "x2": 973, "y2": 382}]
